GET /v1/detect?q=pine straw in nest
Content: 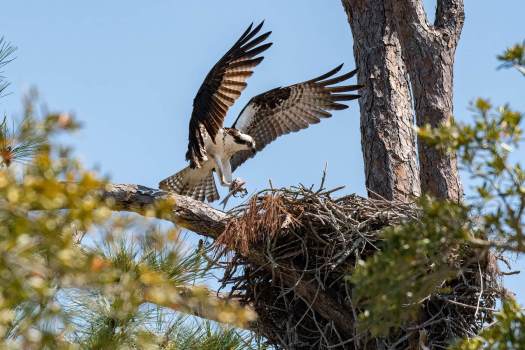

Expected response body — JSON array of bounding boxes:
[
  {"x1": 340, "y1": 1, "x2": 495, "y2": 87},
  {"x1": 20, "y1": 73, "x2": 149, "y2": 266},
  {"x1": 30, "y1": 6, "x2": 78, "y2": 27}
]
[
  {"x1": 216, "y1": 193, "x2": 300, "y2": 255},
  {"x1": 215, "y1": 186, "x2": 501, "y2": 350}
]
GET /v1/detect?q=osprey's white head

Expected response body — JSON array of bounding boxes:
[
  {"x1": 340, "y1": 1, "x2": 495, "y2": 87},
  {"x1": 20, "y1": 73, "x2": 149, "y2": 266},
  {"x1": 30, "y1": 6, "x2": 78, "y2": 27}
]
[{"x1": 224, "y1": 128, "x2": 256, "y2": 154}]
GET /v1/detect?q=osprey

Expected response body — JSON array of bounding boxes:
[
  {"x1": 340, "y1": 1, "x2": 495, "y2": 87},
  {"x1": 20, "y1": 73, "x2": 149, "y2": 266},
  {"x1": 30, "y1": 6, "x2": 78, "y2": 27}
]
[{"x1": 159, "y1": 22, "x2": 362, "y2": 202}]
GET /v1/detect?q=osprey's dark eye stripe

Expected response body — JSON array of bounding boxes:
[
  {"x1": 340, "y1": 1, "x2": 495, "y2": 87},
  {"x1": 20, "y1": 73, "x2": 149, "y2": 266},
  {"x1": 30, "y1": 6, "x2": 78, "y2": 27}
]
[{"x1": 235, "y1": 137, "x2": 251, "y2": 145}]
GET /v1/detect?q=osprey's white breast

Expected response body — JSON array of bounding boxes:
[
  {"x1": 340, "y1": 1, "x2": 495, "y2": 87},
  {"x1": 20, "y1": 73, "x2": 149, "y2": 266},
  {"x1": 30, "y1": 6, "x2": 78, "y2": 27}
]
[{"x1": 204, "y1": 128, "x2": 252, "y2": 160}]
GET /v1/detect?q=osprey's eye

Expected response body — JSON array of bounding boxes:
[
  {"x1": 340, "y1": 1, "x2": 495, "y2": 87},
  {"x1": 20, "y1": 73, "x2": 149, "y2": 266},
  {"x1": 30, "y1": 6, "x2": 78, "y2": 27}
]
[{"x1": 233, "y1": 134, "x2": 252, "y2": 145}]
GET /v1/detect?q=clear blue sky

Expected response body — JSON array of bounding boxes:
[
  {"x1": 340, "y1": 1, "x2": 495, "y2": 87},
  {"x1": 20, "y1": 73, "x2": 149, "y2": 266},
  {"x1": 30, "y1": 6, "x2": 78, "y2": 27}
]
[{"x1": 1, "y1": 1, "x2": 524, "y2": 304}]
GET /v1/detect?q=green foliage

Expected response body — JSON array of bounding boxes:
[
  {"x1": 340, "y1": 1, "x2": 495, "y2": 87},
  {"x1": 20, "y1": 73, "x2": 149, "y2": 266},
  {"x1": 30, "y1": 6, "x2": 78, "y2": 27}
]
[
  {"x1": 498, "y1": 41, "x2": 525, "y2": 76},
  {"x1": 162, "y1": 319, "x2": 259, "y2": 350},
  {"x1": 451, "y1": 299, "x2": 525, "y2": 350},
  {"x1": 0, "y1": 125, "x2": 109, "y2": 348},
  {"x1": 0, "y1": 90, "x2": 81, "y2": 168},
  {"x1": 0, "y1": 37, "x2": 16, "y2": 97},
  {"x1": 62, "y1": 289, "x2": 257, "y2": 350},
  {"x1": 0, "y1": 115, "x2": 255, "y2": 348},
  {"x1": 350, "y1": 96, "x2": 525, "y2": 337},
  {"x1": 0, "y1": 36, "x2": 257, "y2": 349},
  {"x1": 350, "y1": 198, "x2": 471, "y2": 336},
  {"x1": 419, "y1": 99, "x2": 524, "y2": 253}
]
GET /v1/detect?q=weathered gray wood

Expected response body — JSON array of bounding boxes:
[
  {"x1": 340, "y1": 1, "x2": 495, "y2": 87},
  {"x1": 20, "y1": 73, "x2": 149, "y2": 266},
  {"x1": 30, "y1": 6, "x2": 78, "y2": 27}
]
[
  {"x1": 341, "y1": 0, "x2": 421, "y2": 201},
  {"x1": 101, "y1": 184, "x2": 228, "y2": 238}
]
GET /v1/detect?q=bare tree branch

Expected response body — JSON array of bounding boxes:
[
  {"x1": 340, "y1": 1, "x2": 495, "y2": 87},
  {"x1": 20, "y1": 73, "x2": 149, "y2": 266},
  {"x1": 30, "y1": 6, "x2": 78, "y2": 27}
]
[
  {"x1": 142, "y1": 285, "x2": 254, "y2": 329},
  {"x1": 101, "y1": 184, "x2": 227, "y2": 239},
  {"x1": 62, "y1": 267, "x2": 255, "y2": 329}
]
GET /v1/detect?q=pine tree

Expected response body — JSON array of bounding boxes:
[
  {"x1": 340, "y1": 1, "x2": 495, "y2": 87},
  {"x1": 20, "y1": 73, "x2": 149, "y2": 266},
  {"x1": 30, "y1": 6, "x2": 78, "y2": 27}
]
[{"x1": 0, "y1": 10, "x2": 524, "y2": 350}]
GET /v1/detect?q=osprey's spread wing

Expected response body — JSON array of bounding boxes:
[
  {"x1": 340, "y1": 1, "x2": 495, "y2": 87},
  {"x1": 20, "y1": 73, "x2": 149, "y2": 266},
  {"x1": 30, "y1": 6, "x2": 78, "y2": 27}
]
[
  {"x1": 186, "y1": 22, "x2": 272, "y2": 168},
  {"x1": 230, "y1": 65, "x2": 362, "y2": 171}
]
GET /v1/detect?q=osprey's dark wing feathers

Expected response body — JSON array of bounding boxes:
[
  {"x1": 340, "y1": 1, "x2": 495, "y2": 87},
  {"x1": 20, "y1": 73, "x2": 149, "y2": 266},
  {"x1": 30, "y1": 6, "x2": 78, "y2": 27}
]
[
  {"x1": 230, "y1": 65, "x2": 362, "y2": 171},
  {"x1": 186, "y1": 22, "x2": 272, "y2": 168}
]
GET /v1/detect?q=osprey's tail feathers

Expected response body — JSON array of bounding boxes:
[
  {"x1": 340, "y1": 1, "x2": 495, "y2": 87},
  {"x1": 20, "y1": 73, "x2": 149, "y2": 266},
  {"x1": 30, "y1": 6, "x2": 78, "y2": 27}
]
[
  {"x1": 159, "y1": 167, "x2": 219, "y2": 203},
  {"x1": 185, "y1": 173, "x2": 220, "y2": 202},
  {"x1": 203, "y1": 173, "x2": 220, "y2": 202}
]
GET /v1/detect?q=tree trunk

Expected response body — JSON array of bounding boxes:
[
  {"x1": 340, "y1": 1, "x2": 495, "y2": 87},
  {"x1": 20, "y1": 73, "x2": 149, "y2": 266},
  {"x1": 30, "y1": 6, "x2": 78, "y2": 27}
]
[
  {"x1": 341, "y1": 0, "x2": 464, "y2": 203},
  {"x1": 341, "y1": 0, "x2": 465, "y2": 348},
  {"x1": 392, "y1": 0, "x2": 464, "y2": 202},
  {"x1": 341, "y1": 0, "x2": 421, "y2": 201}
]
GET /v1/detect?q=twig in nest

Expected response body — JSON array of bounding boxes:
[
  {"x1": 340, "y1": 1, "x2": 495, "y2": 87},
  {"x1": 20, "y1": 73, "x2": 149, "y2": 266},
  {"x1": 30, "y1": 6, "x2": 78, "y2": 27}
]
[{"x1": 216, "y1": 193, "x2": 300, "y2": 255}]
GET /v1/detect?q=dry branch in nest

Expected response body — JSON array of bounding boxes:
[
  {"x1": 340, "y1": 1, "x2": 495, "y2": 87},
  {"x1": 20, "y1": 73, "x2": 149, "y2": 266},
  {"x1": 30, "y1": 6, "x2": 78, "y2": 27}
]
[{"x1": 214, "y1": 186, "x2": 500, "y2": 349}]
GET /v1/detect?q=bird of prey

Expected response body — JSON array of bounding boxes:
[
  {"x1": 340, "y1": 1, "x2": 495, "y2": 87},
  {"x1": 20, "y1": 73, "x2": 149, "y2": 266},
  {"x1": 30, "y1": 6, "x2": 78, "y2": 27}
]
[{"x1": 159, "y1": 22, "x2": 361, "y2": 203}]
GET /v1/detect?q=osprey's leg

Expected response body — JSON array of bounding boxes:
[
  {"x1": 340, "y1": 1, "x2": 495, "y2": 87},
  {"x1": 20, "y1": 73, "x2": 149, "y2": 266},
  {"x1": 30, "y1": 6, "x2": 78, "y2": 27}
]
[
  {"x1": 222, "y1": 158, "x2": 233, "y2": 185},
  {"x1": 219, "y1": 158, "x2": 247, "y2": 208},
  {"x1": 220, "y1": 178, "x2": 248, "y2": 208},
  {"x1": 214, "y1": 156, "x2": 232, "y2": 187},
  {"x1": 222, "y1": 158, "x2": 246, "y2": 194}
]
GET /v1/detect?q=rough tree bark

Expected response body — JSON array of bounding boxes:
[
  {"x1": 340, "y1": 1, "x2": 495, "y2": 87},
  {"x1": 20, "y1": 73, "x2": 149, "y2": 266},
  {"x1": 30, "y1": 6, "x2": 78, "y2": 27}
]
[
  {"x1": 102, "y1": 184, "x2": 228, "y2": 238},
  {"x1": 341, "y1": 0, "x2": 464, "y2": 202},
  {"x1": 392, "y1": 0, "x2": 464, "y2": 202},
  {"x1": 341, "y1": 0, "x2": 421, "y2": 201},
  {"x1": 340, "y1": 0, "x2": 466, "y2": 348}
]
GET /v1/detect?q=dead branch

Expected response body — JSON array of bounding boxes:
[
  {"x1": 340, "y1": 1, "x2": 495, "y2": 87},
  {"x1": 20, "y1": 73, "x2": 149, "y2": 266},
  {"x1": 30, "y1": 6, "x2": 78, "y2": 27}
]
[
  {"x1": 100, "y1": 184, "x2": 227, "y2": 239},
  {"x1": 142, "y1": 284, "x2": 255, "y2": 329}
]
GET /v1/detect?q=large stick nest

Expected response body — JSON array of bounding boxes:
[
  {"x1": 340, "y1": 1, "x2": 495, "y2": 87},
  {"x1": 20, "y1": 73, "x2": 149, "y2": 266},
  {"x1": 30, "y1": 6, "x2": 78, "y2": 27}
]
[{"x1": 215, "y1": 186, "x2": 500, "y2": 349}]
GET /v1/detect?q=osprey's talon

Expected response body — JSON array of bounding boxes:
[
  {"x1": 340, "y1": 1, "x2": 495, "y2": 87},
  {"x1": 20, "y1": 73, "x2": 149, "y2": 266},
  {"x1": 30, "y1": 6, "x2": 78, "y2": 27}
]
[
  {"x1": 234, "y1": 188, "x2": 248, "y2": 198},
  {"x1": 230, "y1": 178, "x2": 247, "y2": 198},
  {"x1": 220, "y1": 179, "x2": 247, "y2": 208}
]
